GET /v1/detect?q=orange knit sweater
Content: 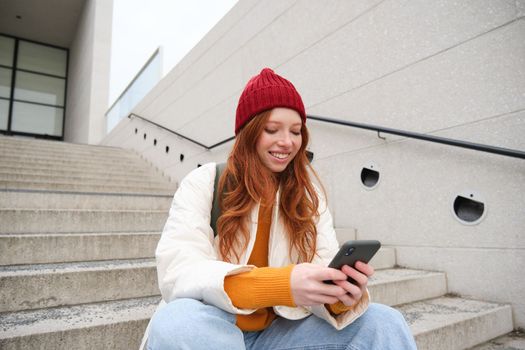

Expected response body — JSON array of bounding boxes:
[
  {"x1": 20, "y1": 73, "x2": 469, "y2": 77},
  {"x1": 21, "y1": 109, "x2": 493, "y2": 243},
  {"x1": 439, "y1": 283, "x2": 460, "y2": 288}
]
[{"x1": 224, "y1": 204, "x2": 351, "y2": 331}]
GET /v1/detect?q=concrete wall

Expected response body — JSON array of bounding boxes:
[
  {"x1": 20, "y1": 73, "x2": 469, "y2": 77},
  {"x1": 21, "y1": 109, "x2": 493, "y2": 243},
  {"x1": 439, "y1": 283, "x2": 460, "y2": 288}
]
[
  {"x1": 101, "y1": 0, "x2": 525, "y2": 327},
  {"x1": 65, "y1": 0, "x2": 113, "y2": 144}
]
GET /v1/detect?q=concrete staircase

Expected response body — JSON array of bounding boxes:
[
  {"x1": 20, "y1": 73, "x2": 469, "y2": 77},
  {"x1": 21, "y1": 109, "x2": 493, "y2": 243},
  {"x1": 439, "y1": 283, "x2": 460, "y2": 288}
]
[
  {"x1": 0, "y1": 136, "x2": 516, "y2": 349},
  {"x1": 0, "y1": 136, "x2": 171, "y2": 349}
]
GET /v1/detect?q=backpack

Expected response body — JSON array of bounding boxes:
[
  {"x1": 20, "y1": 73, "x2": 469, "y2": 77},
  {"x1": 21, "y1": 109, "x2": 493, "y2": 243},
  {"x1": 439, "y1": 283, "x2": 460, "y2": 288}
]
[{"x1": 210, "y1": 162, "x2": 226, "y2": 236}]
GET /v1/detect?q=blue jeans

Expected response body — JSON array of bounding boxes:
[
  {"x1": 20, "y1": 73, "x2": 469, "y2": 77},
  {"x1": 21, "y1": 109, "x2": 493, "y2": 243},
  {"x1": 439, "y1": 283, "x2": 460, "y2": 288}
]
[{"x1": 147, "y1": 299, "x2": 417, "y2": 350}]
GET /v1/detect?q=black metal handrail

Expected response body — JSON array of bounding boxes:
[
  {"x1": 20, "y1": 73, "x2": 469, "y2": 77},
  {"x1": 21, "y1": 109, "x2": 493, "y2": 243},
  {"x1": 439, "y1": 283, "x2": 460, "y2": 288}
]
[
  {"x1": 129, "y1": 113, "x2": 525, "y2": 160},
  {"x1": 307, "y1": 115, "x2": 525, "y2": 160},
  {"x1": 129, "y1": 113, "x2": 234, "y2": 150}
]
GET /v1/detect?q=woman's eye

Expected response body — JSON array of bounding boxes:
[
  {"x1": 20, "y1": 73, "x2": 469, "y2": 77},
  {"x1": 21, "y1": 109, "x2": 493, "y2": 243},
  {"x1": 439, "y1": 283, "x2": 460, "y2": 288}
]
[
  {"x1": 265, "y1": 129, "x2": 277, "y2": 134},
  {"x1": 291, "y1": 130, "x2": 301, "y2": 136}
]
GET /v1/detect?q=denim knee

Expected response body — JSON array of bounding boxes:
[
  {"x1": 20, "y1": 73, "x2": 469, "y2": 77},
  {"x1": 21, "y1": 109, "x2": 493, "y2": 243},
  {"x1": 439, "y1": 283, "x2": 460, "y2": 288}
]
[
  {"x1": 148, "y1": 299, "x2": 200, "y2": 346},
  {"x1": 147, "y1": 298, "x2": 242, "y2": 350},
  {"x1": 364, "y1": 303, "x2": 410, "y2": 330},
  {"x1": 360, "y1": 303, "x2": 416, "y2": 347}
]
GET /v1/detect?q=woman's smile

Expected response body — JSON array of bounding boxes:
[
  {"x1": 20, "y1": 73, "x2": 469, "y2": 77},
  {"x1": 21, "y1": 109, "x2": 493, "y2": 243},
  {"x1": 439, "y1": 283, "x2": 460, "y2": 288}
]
[{"x1": 256, "y1": 108, "x2": 302, "y2": 173}]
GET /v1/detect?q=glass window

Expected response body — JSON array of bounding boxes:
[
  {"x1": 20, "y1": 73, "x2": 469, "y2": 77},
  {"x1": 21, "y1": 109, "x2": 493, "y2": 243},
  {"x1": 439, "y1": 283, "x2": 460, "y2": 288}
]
[
  {"x1": 11, "y1": 101, "x2": 63, "y2": 136},
  {"x1": 106, "y1": 50, "x2": 162, "y2": 133},
  {"x1": 14, "y1": 71, "x2": 65, "y2": 106},
  {"x1": 0, "y1": 67, "x2": 12, "y2": 98},
  {"x1": 17, "y1": 41, "x2": 67, "y2": 77},
  {"x1": 0, "y1": 99, "x2": 9, "y2": 130},
  {"x1": 0, "y1": 36, "x2": 15, "y2": 67}
]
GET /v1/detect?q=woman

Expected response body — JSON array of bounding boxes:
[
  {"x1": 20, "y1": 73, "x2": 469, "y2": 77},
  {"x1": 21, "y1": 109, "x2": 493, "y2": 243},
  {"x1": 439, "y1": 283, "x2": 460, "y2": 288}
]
[{"x1": 145, "y1": 68, "x2": 416, "y2": 349}]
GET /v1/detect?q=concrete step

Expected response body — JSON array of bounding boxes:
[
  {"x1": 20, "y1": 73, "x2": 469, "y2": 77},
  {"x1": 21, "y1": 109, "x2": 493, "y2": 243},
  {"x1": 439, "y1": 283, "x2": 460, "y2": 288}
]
[
  {"x1": 0, "y1": 296, "x2": 160, "y2": 350},
  {"x1": 0, "y1": 135, "x2": 131, "y2": 155},
  {"x1": 1, "y1": 158, "x2": 156, "y2": 172},
  {"x1": 0, "y1": 259, "x2": 159, "y2": 313},
  {"x1": 469, "y1": 331, "x2": 525, "y2": 349},
  {"x1": 0, "y1": 179, "x2": 176, "y2": 194},
  {"x1": 368, "y1": 268, "x2": 447, "y2": 306},
  {"x1": 0, "y1": 140, "x2": 136, "y2": 154},
  {"x1": 0, "y1": 146, "x2": 139, "y2": 161},
  {"x1": 0, "y1": 154, "x2": 148, "y2": 169},
  {"x1": 0, "y1": 143, "x2": 134, "y2": 162},
  {"x1": 0, "y1": 231, "x2": 161, "y2": 265},
  {"x1": 0, "y1": 164, "x2": 163, "y2": 178},
  {"x1": 0, "y1": 172, "x2": 172, "y2": 188},
  {"x1": 0, "y1": 208, "x2": 168, "y2": 233},
  {"x1": 400, "y1": 296, "x2": 513, "y2": 350},
  {"x1": 0, "y1": 170, "x2": 170, "y2": 186},
  {"x1": 0, "y1": 189, "x2": 173, "y2": 210}
]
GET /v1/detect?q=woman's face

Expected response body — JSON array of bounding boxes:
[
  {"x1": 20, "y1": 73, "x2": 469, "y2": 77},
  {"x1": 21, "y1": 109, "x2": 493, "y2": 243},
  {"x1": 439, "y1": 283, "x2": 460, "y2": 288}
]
[{"x1": 256, "y1": 108, "x2": 303, "y2": 173}]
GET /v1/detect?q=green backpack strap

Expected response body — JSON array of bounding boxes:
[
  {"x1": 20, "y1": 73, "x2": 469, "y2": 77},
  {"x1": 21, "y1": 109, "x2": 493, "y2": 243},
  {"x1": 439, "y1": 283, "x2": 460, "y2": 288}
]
[{"x1": 211, "y1": 162, "x2": 226, "y2": 237}]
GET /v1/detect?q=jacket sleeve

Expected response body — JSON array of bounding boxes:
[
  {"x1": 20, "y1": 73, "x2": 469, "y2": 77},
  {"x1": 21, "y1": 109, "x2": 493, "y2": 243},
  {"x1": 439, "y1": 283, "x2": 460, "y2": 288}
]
[
  {"x1": 305, "y1": 191, "x2": 370, "y2": 330},
  {"x1": 155, "y1": 163, "x2": 256, "y2": 315}
]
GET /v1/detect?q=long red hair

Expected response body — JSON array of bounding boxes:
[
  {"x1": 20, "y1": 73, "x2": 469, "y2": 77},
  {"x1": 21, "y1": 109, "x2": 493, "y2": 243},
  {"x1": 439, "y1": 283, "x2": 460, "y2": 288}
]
[{"x1": 216, "y1": 110, "x2": 324, "y2": 263}]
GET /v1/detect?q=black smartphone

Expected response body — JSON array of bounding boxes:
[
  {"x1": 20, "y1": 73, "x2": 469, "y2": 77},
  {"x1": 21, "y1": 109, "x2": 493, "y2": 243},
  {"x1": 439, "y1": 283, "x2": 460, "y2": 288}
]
[{"x1": 325, "y1": 240, "x2": 381, "y2": 284}]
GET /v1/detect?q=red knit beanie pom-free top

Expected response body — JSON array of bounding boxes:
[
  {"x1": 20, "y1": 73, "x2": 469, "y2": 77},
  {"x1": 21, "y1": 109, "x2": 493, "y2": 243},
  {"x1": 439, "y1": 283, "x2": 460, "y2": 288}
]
[{"x1": 235, "y1": 68, "x2": 306, "y2": 134}]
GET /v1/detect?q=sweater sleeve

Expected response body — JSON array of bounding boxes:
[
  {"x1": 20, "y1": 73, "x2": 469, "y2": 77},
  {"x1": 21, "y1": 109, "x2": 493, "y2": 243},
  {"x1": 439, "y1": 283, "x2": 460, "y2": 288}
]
[
  {"x1": 326, "y1": 301, "x2": 355, "y2": 315},
  {"x1": 224, "y1": 265, "x2": 296, "y2": 309}
]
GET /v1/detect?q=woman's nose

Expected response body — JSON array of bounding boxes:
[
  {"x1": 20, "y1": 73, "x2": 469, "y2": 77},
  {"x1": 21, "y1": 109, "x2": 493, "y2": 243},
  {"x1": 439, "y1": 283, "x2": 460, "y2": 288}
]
[{"x1": 277, "y1": 132, "x2": 293, "y2": 147}]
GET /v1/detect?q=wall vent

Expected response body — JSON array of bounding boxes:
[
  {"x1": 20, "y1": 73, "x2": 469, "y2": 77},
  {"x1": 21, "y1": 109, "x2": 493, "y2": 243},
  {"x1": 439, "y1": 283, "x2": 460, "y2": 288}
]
[
  {"x1": 452, "y1": 192, "x2": 486, "y2": 225},
  {"x1": 360, "y1": 162, "x2": 380, "y2": 190}
]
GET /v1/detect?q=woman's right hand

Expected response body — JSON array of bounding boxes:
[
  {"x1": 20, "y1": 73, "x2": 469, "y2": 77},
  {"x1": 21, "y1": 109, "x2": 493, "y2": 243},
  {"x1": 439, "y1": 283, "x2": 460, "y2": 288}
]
[{"x1": 290, "y1": 263, "x2": 349, "y2": 306}]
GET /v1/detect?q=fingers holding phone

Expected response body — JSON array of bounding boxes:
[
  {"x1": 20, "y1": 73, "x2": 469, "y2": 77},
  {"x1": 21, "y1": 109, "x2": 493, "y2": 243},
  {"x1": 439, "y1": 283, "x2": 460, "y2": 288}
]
[
  {"x1": 354, "y1": 260, "x2": 374, "y2": 277},
  {"x1": 290, "y1": 263, "x2": 349, "y2": 306},
  {"x1": 333, "y1": 262, "x2": 373, "y2": 306},
  {"x1": 325, "y1": 240, "x2": 380, "y2": 307},
  {"x1": 292, "y1": 241, "x2": 380, "y2": 307}
]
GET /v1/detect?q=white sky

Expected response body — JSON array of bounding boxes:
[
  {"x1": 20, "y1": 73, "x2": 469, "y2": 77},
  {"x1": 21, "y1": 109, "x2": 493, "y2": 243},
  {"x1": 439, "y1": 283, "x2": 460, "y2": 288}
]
[{"x1": 109, "y1": 0, "x2": 238, "y2": 105}]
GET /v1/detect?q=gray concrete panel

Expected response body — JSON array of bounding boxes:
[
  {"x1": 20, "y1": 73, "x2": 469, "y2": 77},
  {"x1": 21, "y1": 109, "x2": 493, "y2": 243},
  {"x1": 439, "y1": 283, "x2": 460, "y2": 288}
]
[
  {"x1": 315, "y1": 140, "x2": 525, "y2": 249},
  {"x1": 307, "y1": 19, "x2": 525, "y2": 158},
  {"x1": 286, "y1": 0, "x2": 519, "y2": 110}
]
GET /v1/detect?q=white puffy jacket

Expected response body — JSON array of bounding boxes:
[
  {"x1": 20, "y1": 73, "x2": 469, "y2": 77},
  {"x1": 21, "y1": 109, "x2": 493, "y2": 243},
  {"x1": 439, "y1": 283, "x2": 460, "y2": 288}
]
[{"x1": 140, "y1": 162, "x2": 369, "y2": 348}]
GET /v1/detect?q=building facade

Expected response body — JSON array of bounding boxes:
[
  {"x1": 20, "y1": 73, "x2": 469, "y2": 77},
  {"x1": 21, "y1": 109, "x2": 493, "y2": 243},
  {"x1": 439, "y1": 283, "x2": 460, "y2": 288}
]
[{"x1": 0, "y1": 0, "x2": 113, "y2": 144}]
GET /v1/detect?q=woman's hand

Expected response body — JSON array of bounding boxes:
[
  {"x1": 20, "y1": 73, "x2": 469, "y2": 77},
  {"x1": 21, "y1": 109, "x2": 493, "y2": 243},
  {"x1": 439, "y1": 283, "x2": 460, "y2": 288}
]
[
  {"x1": 290, "y1": 261, "x2": 374, "y2": 307},
  {"x1": 290, "y1": 263, "x2": 350, "y2": 306},
  {"x1": 333, "y1": 261, "x2": 374, "y2": 306}
]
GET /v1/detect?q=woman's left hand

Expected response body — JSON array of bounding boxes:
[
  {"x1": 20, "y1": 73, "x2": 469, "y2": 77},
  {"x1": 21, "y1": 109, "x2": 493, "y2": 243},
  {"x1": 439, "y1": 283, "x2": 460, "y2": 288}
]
[{"x1": 332, "y1": 261, "x2": 374, "y2": 306}]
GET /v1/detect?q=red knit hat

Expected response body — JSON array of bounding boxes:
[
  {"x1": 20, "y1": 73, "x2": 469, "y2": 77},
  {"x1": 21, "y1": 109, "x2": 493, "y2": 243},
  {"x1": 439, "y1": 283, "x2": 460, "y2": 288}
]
[{"x1": 235, "y1": 68, "x2": 306, "y2": 134}]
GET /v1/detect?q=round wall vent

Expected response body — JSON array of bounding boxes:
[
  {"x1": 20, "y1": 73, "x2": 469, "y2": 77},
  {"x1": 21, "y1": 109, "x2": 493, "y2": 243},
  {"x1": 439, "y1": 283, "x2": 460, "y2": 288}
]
[
  {"x1": 452, "y1": 191, "x2": 486, "y2": 225},
  {"x1": 360, "y1": 162, "x2": 380, "y2": 190}
]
